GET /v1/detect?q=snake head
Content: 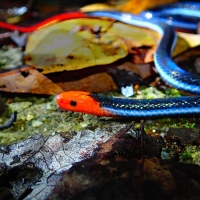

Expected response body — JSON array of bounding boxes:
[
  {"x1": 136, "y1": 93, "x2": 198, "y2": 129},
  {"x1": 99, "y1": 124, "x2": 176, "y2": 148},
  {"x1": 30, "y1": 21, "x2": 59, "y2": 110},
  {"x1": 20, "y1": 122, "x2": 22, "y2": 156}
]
[{"x1": 56, "y1": 91, "x2": 111, "y2": 116}]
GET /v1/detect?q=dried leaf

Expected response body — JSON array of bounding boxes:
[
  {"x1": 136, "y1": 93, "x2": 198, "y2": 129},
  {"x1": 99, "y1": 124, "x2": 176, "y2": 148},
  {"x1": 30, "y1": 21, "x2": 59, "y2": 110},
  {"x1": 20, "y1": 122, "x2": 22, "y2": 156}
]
[
  {"x1": 0, "y1": 125, "x2": 125, "y2": 199},
  {"x1": 25, "y1": 18, "x2": 128, "y2": 74},
  {"x1": 57, "y1": 72, "x2": 118, "y2": 93},
  {"x1": 0, "y1": 67, "x2": 64, "y2": 94},
  {"x1": 24, "y1": 18, "x2": 158, "y2": 74}
]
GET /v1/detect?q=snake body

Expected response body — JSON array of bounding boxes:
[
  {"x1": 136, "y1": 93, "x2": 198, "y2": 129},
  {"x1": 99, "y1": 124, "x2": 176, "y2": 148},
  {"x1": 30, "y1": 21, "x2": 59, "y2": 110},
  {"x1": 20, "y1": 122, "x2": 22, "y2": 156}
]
[
  {"x1": 57, "y1": 6, "x2": 200, "y2": 118},
  {"x1": 140, "y1": 2, "x2": 200, "y2": 32},
  {"x1": 89, "y1": 94, "x2": 200, "y2": 117}
]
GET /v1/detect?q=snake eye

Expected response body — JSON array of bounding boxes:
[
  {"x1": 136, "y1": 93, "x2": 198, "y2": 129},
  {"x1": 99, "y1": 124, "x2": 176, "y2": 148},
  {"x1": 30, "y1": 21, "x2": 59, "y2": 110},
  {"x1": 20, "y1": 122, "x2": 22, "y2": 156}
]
[{"x1": 70, "y1": 100, "x2": 77, "y2": 107}]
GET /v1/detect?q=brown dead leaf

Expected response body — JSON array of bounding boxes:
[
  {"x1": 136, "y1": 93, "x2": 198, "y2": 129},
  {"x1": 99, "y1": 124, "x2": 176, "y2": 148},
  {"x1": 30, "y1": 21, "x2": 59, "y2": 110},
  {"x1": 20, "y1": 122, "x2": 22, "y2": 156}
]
[
  {"x1": 0, "y1": 67, "x2": 64, "y2": 94},
  {"x1": 117, "y1": 61, "x2": 152, "y2": 79},
  {"x1": 57, "y1": 72, "x2": 118, "y2": 93}
]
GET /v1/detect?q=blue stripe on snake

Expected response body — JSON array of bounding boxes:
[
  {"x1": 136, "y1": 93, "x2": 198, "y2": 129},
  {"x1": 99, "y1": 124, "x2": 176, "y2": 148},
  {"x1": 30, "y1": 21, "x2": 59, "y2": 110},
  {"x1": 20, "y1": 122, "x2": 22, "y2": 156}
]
[
  {"x1": 90, "y1": 93, "x2": 200, "y2": 117},
  {"x1": 140, "y1": 2, "x2": 200, "y2": 32}
]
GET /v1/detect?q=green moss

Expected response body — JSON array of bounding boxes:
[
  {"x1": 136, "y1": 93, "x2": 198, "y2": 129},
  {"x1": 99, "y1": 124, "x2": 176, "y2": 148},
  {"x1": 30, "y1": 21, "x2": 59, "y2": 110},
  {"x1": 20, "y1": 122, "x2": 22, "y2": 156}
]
[
  {"x1": 0, "y1": 46, "x2": 23, "y2": 69},
  {"x1": 180, "y1": 146, "x2": 200, "y2": 165},
  {"x1": 163, "y1": 88, "x2": 182, "y2": 97},
  {"x1": 180, "y1": 150, "x2": 193, "y2": 162},
  {"x1": 144, "y1": 118, "x2": 198, "y2": 134}
]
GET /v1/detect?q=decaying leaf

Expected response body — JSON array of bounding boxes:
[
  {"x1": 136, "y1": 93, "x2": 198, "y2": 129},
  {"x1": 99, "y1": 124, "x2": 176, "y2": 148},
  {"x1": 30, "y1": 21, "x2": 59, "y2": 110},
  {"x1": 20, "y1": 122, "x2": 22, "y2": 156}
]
[
  {"x1": 57, "y1": 72, "x2": 118, "y2": 93},
  {"x1": 0, "y1": 67, "x2": 64, "y2": 94},
  {"x1": 0, "y1": 124, "x2": 126, "y2": 199},
  {"x1": 24, "y1": 18, "x2": 158, "y2": 74}
]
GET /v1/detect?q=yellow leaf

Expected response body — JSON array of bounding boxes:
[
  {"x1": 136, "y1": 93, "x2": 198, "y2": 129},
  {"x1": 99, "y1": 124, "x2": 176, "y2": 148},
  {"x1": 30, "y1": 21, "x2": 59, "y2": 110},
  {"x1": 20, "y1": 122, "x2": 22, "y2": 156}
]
[
  {"x1": 108, "y1": 22, "x2": 159, "y2": 47},
  {"x1": 25, "y1": 18, "x2": 129, "y2": 73},
  {"x1": 25, "y1": 18, "x2": 158, "y2": 74},
  {"x1": 177, "y1": 32, "x2": 200, "y2": 48}
]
